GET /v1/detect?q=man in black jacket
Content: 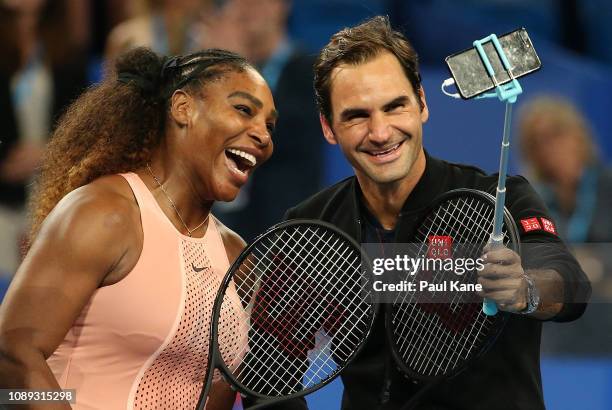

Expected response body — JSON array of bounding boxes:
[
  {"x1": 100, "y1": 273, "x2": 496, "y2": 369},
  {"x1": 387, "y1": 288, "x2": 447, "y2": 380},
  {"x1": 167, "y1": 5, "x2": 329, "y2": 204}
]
[{"x1": 262, "y1": 15, "x2": 591, "y2": 410}]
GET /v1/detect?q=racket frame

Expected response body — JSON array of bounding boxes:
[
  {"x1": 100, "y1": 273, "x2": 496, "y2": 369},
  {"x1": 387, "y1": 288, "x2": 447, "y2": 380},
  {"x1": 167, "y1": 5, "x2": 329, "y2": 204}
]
[
  {"x1": 385, "y1": 188, "x2": 520, "y2": 384},
  {"x1": 197, "y1": 219, "x2": 377, "y2": 409}
]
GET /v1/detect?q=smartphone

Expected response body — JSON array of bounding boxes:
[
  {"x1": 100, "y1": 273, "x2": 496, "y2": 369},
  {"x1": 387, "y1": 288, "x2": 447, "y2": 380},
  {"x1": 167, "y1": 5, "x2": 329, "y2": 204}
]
[{"x1": 445, "y1": 28, "x2": 542, "y2": 99}]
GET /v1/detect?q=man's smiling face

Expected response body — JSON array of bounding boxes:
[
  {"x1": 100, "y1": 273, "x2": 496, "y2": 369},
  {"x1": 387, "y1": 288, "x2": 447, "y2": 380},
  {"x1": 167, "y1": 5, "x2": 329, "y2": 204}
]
[{"x1": 321, "y1": 51, "x2": 429, "y2": 186}]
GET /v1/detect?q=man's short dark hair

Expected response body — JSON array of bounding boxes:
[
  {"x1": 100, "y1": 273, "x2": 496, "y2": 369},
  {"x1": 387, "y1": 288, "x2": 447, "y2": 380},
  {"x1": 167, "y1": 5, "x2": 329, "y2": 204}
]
[{"x1": 313, "y1": 15, "x2": 422, "y2": 122}]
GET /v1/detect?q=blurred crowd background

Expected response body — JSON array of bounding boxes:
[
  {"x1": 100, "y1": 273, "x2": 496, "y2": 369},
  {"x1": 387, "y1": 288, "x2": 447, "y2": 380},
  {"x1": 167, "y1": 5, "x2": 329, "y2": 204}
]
[{"x1": 1, "y1": 1, "x2": 611, "y2": 409}]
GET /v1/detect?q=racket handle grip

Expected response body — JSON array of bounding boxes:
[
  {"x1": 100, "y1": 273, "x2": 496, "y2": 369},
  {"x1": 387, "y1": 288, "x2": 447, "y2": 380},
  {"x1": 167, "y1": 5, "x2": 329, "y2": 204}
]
[
  {"x1": 483, "y1": 298, "x2": 498, "y2": 316},
  {"x1": 483, "y1": 234, "x2": 502, "y2": 316}
]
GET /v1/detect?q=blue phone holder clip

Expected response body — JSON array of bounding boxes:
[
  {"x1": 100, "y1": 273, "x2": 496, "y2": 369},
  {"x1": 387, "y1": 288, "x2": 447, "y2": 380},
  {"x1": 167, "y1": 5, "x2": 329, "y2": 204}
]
[{"x1": 473, "y1": 34, "x2": 523, "y2": 104}]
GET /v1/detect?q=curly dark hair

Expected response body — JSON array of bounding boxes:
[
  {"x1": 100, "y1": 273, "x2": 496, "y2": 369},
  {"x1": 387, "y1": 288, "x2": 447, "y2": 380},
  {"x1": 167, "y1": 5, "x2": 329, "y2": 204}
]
[
  {"x1": 314, "y1": 15, "x2": 422, "y2": 122},
  {"x1": 27, "y1": 47, "x2": 252, "y2": 245}
]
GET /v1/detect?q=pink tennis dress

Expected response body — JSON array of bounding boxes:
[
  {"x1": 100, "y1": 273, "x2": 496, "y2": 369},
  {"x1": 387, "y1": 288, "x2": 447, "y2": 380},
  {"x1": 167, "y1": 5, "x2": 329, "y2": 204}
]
[{"x1": 47, "y1": 173, "x2": 248, "y2": 409}]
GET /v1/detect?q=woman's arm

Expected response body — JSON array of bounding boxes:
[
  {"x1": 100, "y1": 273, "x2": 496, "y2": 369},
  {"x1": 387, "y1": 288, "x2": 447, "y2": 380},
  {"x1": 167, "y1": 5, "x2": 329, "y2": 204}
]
[{"x1": 0, "y1": 180, "x2": 140, "y2": 408}]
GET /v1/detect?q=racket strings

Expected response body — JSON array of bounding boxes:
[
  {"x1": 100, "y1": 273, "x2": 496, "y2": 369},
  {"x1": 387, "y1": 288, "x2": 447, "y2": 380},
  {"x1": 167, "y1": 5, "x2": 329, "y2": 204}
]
[
  {"x1": 402, "y1": 197, "x2": 506, "y2": 374},
  {"x1": 396, "y1": 198, "x2": 491, "y2": 375},
  {"x1": 247, "y1": 230, "x2": 367, "y2": 384},
  {"x1": 216, "y1": 224, "x2": 373, "y2": 397},
  {"x1": 232, "y1": 229, "x2": 341, "y2": 392},
  {"x1": 400, "y1": 198, "x2": 496, "y2": 373},
  {"x1": 241, "y1": 230, "x2": 366, "y2": 357},
  {"x1": 391, "y1": 195, "x2": 511, "y2": 377},
  {"x1": 240, "y1": 227, "x2": 368, "y2": 390},
  {"x1": 235, "y1": 237, "x2": 365, "y2": 393}
]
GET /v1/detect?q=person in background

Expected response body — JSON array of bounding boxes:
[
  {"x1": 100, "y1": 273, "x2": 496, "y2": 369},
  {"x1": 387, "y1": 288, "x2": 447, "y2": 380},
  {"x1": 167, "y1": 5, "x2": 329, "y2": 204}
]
[
  {"x1": 518, "y1": 95, "x2": 612, "y2": 355},
  {"x1": 518, "y1": 95, "x2": 612, "y2": 243},
  {"x1": 0, "y1": 0, "x2": 89, "y2": 279},
  {"x1": 105, "y1": 0, "x2": 210, "y2": 62},
  {"x1": 201, "y1": 0, "x2": 322, "y2": 242}
]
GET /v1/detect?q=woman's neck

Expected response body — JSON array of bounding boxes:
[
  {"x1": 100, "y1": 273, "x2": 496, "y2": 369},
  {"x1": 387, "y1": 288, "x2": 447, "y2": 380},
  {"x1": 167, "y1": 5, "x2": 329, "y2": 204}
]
[{"x1": 144, "y1": 155, "x2": 213, "y2": 236}]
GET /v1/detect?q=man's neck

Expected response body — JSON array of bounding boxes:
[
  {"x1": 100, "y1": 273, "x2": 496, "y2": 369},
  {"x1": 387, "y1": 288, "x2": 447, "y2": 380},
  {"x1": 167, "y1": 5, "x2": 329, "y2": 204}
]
[{"x1": 357, "y1": 150, "x2": 426, "y2": 230}]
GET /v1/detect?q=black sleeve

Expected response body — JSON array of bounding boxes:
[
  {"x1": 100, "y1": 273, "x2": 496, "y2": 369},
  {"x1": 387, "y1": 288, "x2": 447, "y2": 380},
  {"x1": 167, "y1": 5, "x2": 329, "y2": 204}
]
[
  {"x1": 283, "y1": 206, "x2": 298, "y2": 222},
  {"x1": 503, "y1": 176, "x2": 592, "y2": 322}
]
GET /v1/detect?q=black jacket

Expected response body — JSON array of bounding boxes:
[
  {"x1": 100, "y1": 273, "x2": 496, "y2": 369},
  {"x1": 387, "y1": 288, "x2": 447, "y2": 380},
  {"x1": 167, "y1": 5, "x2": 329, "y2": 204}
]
[{"x1": 269, "y1": 153, "x2": 590, "y2": 410}]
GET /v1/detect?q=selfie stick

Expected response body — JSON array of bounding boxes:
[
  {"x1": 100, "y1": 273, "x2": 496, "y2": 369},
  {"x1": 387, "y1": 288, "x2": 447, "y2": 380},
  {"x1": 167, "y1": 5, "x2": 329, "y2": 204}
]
[{"x1": 471, "y1": 34, "x2": 523, "y2": 316}]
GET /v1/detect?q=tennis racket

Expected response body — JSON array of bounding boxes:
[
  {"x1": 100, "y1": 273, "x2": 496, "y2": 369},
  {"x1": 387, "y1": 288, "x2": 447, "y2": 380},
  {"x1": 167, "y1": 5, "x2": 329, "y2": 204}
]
[
  {"x1": 196, "y1": 219, "x2": 376, "y2": 410},
  {"x1": 386, "y1": 189, "x2": 520, "y2": 410}
]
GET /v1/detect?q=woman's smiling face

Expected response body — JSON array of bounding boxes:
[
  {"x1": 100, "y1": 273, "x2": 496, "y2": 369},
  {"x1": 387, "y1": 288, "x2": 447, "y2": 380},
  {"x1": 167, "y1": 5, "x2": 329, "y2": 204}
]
[{"x1": 176, "y1": 67, "x2": 277, "y2": 202}]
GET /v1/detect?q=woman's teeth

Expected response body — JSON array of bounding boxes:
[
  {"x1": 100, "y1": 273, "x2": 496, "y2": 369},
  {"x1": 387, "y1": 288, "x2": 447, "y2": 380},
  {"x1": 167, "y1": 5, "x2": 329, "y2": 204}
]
[{"x1": 226, "y1": 148, "x2": 256, "y2": 167}]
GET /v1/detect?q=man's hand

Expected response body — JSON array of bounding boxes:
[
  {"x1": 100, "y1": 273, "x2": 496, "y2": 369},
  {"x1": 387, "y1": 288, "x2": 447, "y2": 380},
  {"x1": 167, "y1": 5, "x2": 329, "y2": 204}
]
[{"x1": 477, "y1": 244, "x2": 529, "y2": 313}]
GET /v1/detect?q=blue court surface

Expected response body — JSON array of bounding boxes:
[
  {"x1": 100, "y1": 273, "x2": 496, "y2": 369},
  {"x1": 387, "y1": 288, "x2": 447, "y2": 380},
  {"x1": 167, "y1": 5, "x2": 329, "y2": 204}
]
[
  {"x1": 302, "y1": 358, "x2": 612, "y2": 410},
  {"x1": 233, "y1": 356, "x2": 612, "y2": 410}
]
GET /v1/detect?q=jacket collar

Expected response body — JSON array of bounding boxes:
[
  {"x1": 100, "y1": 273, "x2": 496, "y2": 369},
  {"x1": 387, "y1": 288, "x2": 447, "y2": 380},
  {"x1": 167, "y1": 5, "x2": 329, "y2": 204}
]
[
  {"x1": 350, "y1": 150, "x2": 449, "y2": 218},
  {"x1": 400, "y1": 151, "x2": 449, "y2": 214}
]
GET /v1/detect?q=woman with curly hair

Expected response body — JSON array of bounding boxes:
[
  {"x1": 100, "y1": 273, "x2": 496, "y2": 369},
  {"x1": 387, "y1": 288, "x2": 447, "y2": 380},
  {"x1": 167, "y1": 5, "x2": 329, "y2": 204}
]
[{"x1": 0, "y1": 46, "x2": 277, "y2": 409}]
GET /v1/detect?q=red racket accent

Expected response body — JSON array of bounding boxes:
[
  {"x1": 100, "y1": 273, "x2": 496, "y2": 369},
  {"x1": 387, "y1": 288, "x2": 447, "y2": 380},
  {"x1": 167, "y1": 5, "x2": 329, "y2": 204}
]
[
  {"x1": 417, "y1": 303, "x2": 481, "y2": 334},
  {"x1": 322, "y1": 299, "x2": 347, "y2": 336},
  {"x1": 251, "y1": 253, "x2": 318, "y2": 358}
]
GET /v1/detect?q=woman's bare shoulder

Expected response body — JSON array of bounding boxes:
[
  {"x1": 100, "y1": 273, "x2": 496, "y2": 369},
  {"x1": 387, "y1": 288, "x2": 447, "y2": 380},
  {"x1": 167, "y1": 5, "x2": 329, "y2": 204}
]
[
  {"x1": 31, "y1": 174, "x2": 144, "y2": 285},
  {"x1": 214, "y1": 217, "x2": 247, "y2": 263},
  {"x1": 47, "y1": 174, "x2": 140, "y2": 232}
]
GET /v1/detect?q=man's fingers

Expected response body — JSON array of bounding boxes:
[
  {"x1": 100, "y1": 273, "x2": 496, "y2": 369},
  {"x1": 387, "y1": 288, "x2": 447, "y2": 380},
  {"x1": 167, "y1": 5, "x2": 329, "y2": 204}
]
[
  {"x1": 477, "y1": 277, "x2": 523, "y2": 293},
  {"x1": 478, "y1": 262, "x2": 522, "y2": 279},
  {"x1": 481, "y1": 290, "x2": 516, "y2": 305},
  {"x1": 482, "y1": 247, "x2": 520, "y2": 265},
  {"x1": 477, "y1": 276, "x2": 528, "y2": 312}
]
